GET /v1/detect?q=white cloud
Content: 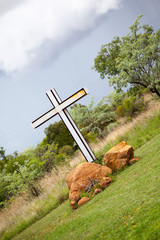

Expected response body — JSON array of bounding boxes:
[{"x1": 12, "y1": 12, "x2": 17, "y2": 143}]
[
  {"x1": 0, "y1": 0, "x2": 121, "y2": 74},
  {"x1": 0, "y1": 0, "x2": 25, "y2": 15}
]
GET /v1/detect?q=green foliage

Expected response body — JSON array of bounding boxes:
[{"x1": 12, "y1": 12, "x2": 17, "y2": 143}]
[
  {"x1": 22, "y1": 146, "x2": 35, "y2": 156},
  {"x1": 93, "y1": 36, "x2": 121, "y2": 79},
  {"x1": 0, "y1": 158, "x2": 44, "y2": 204},
  {"x1": 34, "y1": 143, "x2": 49, "y2": 160},
  {"x1": 105, "y1": 89, "x2": 147, "y2": 120},
  {"x1": 25, "y1": 158, "x2": 44, "y2": 179},
  {"x1": 80, "y1": 190, "x2": 90, "y2": 199},
  {"x1": 0, "y1": 147, "x2": 7, "y2": 171},
  {"x1": 94, "y1": 15, "x2": 160, "y2": 97},
  {"x1": 106, "y1": 121, "x2": 119, "y2": 133},
  {"x1": 0, "y1": 171, "x2": 9, "y2": 206},
  {"x1": 1, "y1": 184, "x2": 69, "y2": 240},
  {"x1": 124, "y1": 113, "x2": 160, "y2": 149},
  {"x1": 56, "y1": 191, "x2": 69, "y2": 205},
  {"x1": 0, "y1": 139, "x2": 69, "y2": 206},
  {"x1": 0, "y1": 139, "x2": 70, "y2": 207},
  {"x1": 59, "y1": 145, "x2": 74, "y2": 157},
  {"x1": 105, "y1": 91, "x2": 124, "y2": 110},
  {"x1": 115, "y1": 95, "x2": 145, "y2": 118},
  {"x1": 9, "y1": 134, "x2": 160, "y2": 240},
  {"x1": 4, "y1": 154, "x2": 27, "y2": 173},
  {"x1": 0, "y1": 147, "x2": 5, "y2": 161},
  {"x1": 0, "y1": 154, "x2": 45, "y2": 206},
  {"x1": 44, "y1": 121, "x2": 74, "y2": 147},
  {"x1": 70, "y1": 98, "x2": 116, "y2": 139},
  {"x1": 95, "y1": 111, "x2": 160, "y2": 165},
  {"x1": 1, "y1": 105, "x2": 160, "y2": 238},
  {"x1": 55, "y1": 154, "x2": 65, "y2": 165},
  {"x1": 85, "y1": 131, "x2": 97, "y2": 143},
  {"x1": 94, "y1": 151, "x2": 105, "y2": 164},
  {"x1": 41, "y1": 143, "x2": 58, "y2": 172},
  {"x1": 0, "y1": 90, "x2": 152, "y2": 208},
  {"x1": 34, "y1": 142, "x2": 65, "y2": 172}
]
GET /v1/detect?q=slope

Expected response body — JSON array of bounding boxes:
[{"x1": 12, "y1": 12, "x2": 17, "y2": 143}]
[{"x1": 11, "y1": 134, "x2": 160, "y2": 240}]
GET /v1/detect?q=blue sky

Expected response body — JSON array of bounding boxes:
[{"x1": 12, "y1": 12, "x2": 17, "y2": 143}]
[{"x1": 0, "y1": 0, "x2": 159, "y2": 154}]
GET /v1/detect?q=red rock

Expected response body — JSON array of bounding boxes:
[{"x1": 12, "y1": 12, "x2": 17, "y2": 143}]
[
  {"x1": 98, "y1": 177, "x2": 112, "y2": 189},
  {"x1": 66, "y1": 162, "x2": 112, "y2": 201},
  {"x1": 92, "y1": 188, "x2": 102, "y2": 197},
  {"x1": 94, "y1": 188, "x2": 102, "y2": 194},
  {"x1": 78, "y1": 197, "x2": 90, "y2": 206},
  {"x1": 70, "y1": 200, "x2": 77, "y2": 210},
  {"x1": 128, "y1": 157, "x2": 140, "y2": 165},
  {"x1": 103, "y1": 141, "x2": 134, "y2": 171}
]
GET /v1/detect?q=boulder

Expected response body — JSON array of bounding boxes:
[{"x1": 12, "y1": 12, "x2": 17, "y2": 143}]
[
  {"x1": 103, "y1": 141, "x2": 134, "y2": 171},
  {"x1": 66, "y1": 162, "x2": 112, "y2": 201}
]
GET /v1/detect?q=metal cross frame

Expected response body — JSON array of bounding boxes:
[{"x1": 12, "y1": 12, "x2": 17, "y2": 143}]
[{"x1": 31, "y1": 87, "x2": 95, "y2": 162}]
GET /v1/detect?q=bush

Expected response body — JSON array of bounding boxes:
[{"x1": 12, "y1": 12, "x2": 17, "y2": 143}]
[
  {"x1": 70, "y1": 99, "x2": 116, "y2": 139},
  {"x1": 106, "y1": 122, "x2": 119, "y2": 133},
  {"x1": 55, "y1": 154, "x2": 65, "y2": 165},
  {"x1": 44, "y1": 121, "x2": 74, "y2": 147},
  {"x1": 59, "y1": 145, "x2": 74, "y2": 156},
  {"x1": 85, "y1": 132, "x2": 97, "y2": 143},
  {"x1": 115, "y1": 95, "x2": 146, "y2": 118}
]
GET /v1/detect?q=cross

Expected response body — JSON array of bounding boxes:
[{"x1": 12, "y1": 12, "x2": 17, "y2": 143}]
[{"x1": 31, "y1": 87, "x2": 96, "y2": 162}]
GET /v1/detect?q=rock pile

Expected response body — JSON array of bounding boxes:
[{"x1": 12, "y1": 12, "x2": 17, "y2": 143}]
[
  {"x1": 66, "y1": 162, "x2": 112, "y2": 209},
  {"x1": 66, "y1": 141, "x2": 139, "y2": 209}
]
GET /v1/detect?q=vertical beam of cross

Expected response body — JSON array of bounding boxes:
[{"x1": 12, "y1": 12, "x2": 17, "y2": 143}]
[{"x1": 31, "y1": 88, "x2": 96, "y2": 162}]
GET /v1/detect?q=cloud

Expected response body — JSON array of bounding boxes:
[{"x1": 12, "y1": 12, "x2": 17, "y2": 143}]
[
  {"x1": 0, "y1": 0, "x2": 121, "y2": 74},
  {"x1": 0, "y1": 0, "x2": 25, "y2": 15}
]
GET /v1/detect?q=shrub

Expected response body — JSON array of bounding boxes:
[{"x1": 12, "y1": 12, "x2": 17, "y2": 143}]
[
  {"x1": 44, "y1": 121, "x2": 74, "y2": 147},
  {"x1": 85, "y1": 132, "x2": 97, "y2": 143},
  {"x1": 59, "y1": 145, "x2": 74, "y2": 156},
  {"x1": 115, "y1": 95, "x2": 146, "y2": 118},
  {"x1": 55, "y1": 154, "x2": 65, "y2": 165},
  {"x1": 106, "y1": 122, "x2": 119, "y2": 133}
]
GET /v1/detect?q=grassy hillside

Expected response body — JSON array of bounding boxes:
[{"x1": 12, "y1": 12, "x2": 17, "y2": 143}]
[
  {"x1": 8, "y1": 133, "x2": 160, "y2": 240},
  {"x1": 1, "y1": 101, "x2": 160, "y2": 240}
]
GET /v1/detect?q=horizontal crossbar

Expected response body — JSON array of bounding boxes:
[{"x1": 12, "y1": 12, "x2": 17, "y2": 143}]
[{"x1": 31, "y1": 87, "x2": 88, "y2": 129}]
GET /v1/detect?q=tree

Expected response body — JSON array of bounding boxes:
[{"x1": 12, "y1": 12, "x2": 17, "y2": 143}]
[
  {"x1": 0, "y1": 147, "x2": 5, "y2": 161},
  {"x1": 44, "y1": 121, "x2": 74, "y2": 148},
  {"x1": 0, "y1": 147, "x2": 6, "y2": 171},
  {"x1": 70, "y1": 99, "x2": 115, "y2": 139},
  {"x1": 4, "y1": 154, "x2": 27, "y2": 173},
  {"x1": 93, "y1": 15, "x2": 160, "y2": 97}
]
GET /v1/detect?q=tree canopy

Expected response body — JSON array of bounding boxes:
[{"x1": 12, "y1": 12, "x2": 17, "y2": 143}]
[
  {"x1": 44, "y1": 120, "x2": 74, "y2": 148},
  {"x1": 93, "y1": 15, "x2": 160, "y2": 97}
]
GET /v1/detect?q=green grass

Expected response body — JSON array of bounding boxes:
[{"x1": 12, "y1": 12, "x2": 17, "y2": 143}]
[
  {"x1": 0, "y1": 181, "x2": 69, "y2": 240},
  {"x1": 1, "y1": 111, "x2": 160, "y2": 240},
  {"x1": 123, "y1": 114, "x2": 160, "y2": 149},
  {"x1": 5, "y1": 133, "x2": 159, "y2": 240},
  {"x1": 95, "y1": 113, "x2": 160, "y2": 163}
]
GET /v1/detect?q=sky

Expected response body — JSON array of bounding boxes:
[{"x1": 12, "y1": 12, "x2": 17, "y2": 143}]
[{"x1": 0, "y1": 0, "x2": 159, "y2": 155}]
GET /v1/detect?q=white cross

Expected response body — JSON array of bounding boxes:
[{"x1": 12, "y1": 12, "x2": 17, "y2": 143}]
[{"x1": 31, "y1": 87, "x2": 95, "y2": 162}]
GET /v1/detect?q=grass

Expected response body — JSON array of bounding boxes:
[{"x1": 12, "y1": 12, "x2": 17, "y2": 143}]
[
  {"x1": 8, "y1": 133, "x2": 160, "y2": 240},
  {"x1": 122, "y1": 114, "x2": 160, "y2": 149},
  {"x1": 0, "y1": 178, "x2": 69, "y2": 239},
  {"x1": 1, "y1": 101, "x2": 160, "y2": 239},
  {"x1": 95, "y1": 112, "x2": 160, "y2": 164}
]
